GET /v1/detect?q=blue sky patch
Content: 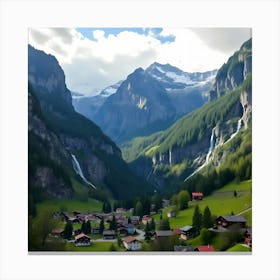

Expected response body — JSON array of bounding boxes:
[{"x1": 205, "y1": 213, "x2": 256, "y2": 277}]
[{"x1": 76, "y1": 28, "x2": 175, "y2": 44}]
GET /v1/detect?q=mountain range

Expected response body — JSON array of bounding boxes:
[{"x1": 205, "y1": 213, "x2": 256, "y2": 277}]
[
  {"x1": 122, "y1": 38, "x2": 252, "y2": 193},
  {"x1": 28, "y1": 37, "x2": 252, "y2": 207},
  {"x1": 72, "y1": 62, "x2": 216, "y2": 143}
]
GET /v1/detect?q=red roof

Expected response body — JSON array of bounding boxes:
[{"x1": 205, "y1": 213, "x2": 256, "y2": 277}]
[
  {"x1": 198, "y1": 245, "x2": 215, "y2": 252},
  {"x1": 173, "y1": 228, "x2": 182, "y2": 235},
  {"x1": 75, "y1": 233, "x2": 90, "y2": 240},
  {"x1": 192, "y1": 192, "x2": 203, "y2": 196},
  {"x1": 123, "y1": 236, "x2": 137, "y2": 244}
]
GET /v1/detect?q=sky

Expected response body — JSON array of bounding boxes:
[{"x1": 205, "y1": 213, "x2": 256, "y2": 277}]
[{"x1": 28, "y1": 27, "x2": 251, "y2": 95}]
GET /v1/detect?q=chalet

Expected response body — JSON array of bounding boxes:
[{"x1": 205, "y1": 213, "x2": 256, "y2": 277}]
[
  {"x1": 118, "y1": 227, "x2": 128, "y2": 236},
  {"x1": 61, "y1": 212, "x2": 70, "y2": 221},
  {"x1": 196, "y1": 245, "x2": 215, "y2": 252},
  {"x1": 117, "y1": 215, "x2": 128, "y2": 225},
  {"x1": 192, "y1": 192, "x2": 203, "y2": 201},
  {"x1": 74, "y1": 229, "x2": 82, "y2": 236},
  {"x1": 180, "y1": 225, "x2": 195, "y2": 240},
  {"x1": 51, "y1": 228, "x2": 65, "y2": 238},
  {"x1": 116, "y1": 208, "x2": 126, "y2": 213},
  {"x1": 130, "y1": 216, "x2": 140, "y2": 225},
  {"x1": 123, "y1": 236, "x2": 142, "y2": 251},
  {"x1": 173, "y1": 228, "x2": 182, "y2": 236},
  {"x1": 92, "y1": 227, "x2": 100, "y2": 234},
  {"x1": 154, "y1": 230, "x2": 174, "y2": 240},
  {"x1": 74, "y1": 233, "x2": 91, "y2": 246},
  {"x1": 103, "y1": 230, "x2": 116, "y2": 240},
  {"x1": 244, "y1": 228, "x2": 252, "y2": 247},
  {"x1": 216, "y1": 215, "x2": 247, "y2": 229},
  {"x1": 142, "y1": 215, "x2": 152, "y2": 225},
  {"x1": 162, "y1": 199, "x2": 170, "y2": 208},
  {"x1": 68, "y1": 217, "x2": 80, "y2": 224},
  {"x1": 73, "y1": 210, "x2": 81, "y2": 216},
  {"x1": 174, "y1": 245, "x2": 194, "y2": 252},
  {"x1": 167, "y1": 210, "x2": 176, "y2": 218},
  {"x1": 126, "y1": 224, "x2": 136, "y2": 235}
]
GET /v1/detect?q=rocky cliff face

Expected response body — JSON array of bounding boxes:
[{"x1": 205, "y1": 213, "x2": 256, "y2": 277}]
[
  {"x1": 28, "y1": 45, "x2": 151, "y2": 199},
  {"x1": 210, "y1": 38, "x2": 252, "y2": 100},
  {"x1": 93, "y1": 63, "x2": 216, "y2": 143},
  {"x1": 28, "y1": 90, "x2": 74, "y2": 199}
]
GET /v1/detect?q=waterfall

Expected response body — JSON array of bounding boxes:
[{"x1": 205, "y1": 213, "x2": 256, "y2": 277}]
[
  {"x1": 184, "y1": 126, "x2": 216, "y2": 182},
  {"x1": 71, "y1": 154, "x2": 96, "y2": 189},
  {"x1": 205, "y1": 127, "x2": 216, "y2": 163},
  {"x1": 236, "y1": 118, "x2": 242, "y2": 133}
]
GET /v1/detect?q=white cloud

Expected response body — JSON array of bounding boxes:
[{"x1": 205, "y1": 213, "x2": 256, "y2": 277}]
[{"x1": 28, "y1": 27, "x2": 251, "y2": 94}]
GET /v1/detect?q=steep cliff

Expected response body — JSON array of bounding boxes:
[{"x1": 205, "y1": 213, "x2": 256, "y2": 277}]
[
  {"x1": 209, "y1": 38, "x2": 252, "y2": 100},
  {"x1": 28, "y1": 45, "x2": 151, "y2": 200}
]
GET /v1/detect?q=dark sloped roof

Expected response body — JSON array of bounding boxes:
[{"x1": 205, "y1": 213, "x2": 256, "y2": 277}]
[
  {"x1": 155, "y1": 230, "x2": 173, "y2": 237},
  {"x1": 103, "y1": 230, "x2": 115, "y2": 235},
  {"x1": 174, "y1": 245, "x2": 194, "y2": 252},
  {"x1": 221, "y1": 215, "x2": 247, "y2": 223}
]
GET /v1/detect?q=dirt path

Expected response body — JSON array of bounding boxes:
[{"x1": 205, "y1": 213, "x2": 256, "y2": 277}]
[{"x1": 236, "y1": 207, "x2": 252, "y2": 216}]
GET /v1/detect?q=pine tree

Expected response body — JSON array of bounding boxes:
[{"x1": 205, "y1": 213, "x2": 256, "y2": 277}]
[
  {"x1": 144, "y1": 222, "x2": 151, "y2": 241},
  {"x1": 192, "y1": 205, "x2": 202, "y2": 234},
  {"x1": 202, "y1": 206, "x2": 213, "y2": 229},
  {"x1": 81, "y1": 221, "x2": 86, "y2": 233},
  {"x1": 64, "y1": 221, "x2": 73, "y2": 240},
  {"x1": 150, "y1": 218, "x2": 156, "y2": 231},
  {"x1": 99, "y1": 218, "x2": 104, "y2": 234},
  {"x1": 85, "y1": 220, "x2": 91, "y2": 234},
  {"x1": 177, "y1": 190, "x2": 190, "y2": 210},
  {"x1": 158, "y1": 217, "x2": 170, "y2": 230},
  {"x1": 110, "y1": 215, "x2": 117, "y2": 231},
  {"x1": 135, "y1": 201, "x2": 144, "y2": 217}
]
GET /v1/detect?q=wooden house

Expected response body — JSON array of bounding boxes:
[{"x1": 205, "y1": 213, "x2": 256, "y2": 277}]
[
  {"x1": 173, "y1": 228, "x2": 182, "y2": 236},
  {"x1": 123, "y1": 236, "x2": 142, "y2": 251},
  {"x1": 192, "y1": 192, "x2": 203, "y2": 201},
  {"x1": 174, "y1": 245, "x2": 194, "y2": 252},
  {"x1": 68, "y1": 217, "x2": 80, "y2": 224},
  {"x1": 167, "y1": 210, "x2": 176, "y2": 218},
  {"x1": 103, "y1": 230, "x2": 116, "y2": 240},
  {"x1": 180, "y1": 225, "x2": 195, "y2": 240},
  {"x1": 130, "y1": 216, "x2": 140, "y2": 225},
  {"x1": 216, "y1": 215, "x2": 246, "y2": 229},
  {"x1": 142, "y1": 215, "x2": 152, "y2": 225},
  {"x1": 74, "y1": 229, "x2": 82, "y2": 236},
  {"x1": 74, "y1": 233, "x2": 91, "y2": 246},
  {"x1": 154, "y1": 230, "x2": 174, "y2": 240},
  {"x1": 92, "y1": 227, "x2": 100, "y2": 234},
  {"x1": 126, "y1": 224, "x2": 136, "y2": 235},
  {"x1": 162, "y1": 199, "x2": 170, "y2": 208},
  {"x1": 118, "y1": 227, "x2": 128, "y2": 236},
  {"x1": 244, "y1": 228, "x2": 252, "y2": 247}
]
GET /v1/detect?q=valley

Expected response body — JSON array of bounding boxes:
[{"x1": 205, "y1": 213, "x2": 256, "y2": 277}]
[{"x1": 28, "y1": 32, "x2": 252, "y2": 253}]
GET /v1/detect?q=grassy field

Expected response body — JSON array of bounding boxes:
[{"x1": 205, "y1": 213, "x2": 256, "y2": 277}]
[
  {"x1": 65, "y1": 241, "x2": 121, "y2": 252},
  {"x1": 227, "y1": 244, "x2": 252, "y2": 252},
  {"x1": 153, "y1": 180, "x2": 252, "y2": 229},
  {"x1": 37, "y1": 197, "x2": 102, "y2": 214}
]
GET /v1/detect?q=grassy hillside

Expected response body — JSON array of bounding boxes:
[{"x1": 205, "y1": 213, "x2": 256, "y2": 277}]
[
  {"x1": 153, "y1": 180, "x2": 252, "y2": 229},
  {"x1": 122, "y1": 79, "x2": 248, "y2": 163}
]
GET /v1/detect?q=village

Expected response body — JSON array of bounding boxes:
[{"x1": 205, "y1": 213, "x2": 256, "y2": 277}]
[{"x1": 48, "y1": 191, "x2": 252, "y2": 252}]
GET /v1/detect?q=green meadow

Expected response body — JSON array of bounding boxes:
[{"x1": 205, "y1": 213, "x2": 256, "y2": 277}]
[{"x1": 153, "y1": 180, "x2": 252, "y2": 229}]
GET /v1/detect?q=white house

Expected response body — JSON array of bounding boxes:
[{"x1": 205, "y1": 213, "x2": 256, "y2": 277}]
[{"x1": 123, "y1": 236, "x2": 142, "y2": 251}]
